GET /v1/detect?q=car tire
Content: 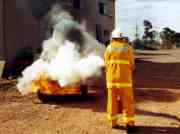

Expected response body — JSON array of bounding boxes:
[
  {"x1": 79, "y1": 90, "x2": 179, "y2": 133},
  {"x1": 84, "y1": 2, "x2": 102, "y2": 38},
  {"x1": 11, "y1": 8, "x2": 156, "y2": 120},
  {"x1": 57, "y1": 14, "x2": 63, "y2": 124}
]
[
  {"x1": 37, "y1": 90, "x2": 48, "y2": 102},
  {"x1": 80, "y1": 85, "x2": 88, "y2": 98}
]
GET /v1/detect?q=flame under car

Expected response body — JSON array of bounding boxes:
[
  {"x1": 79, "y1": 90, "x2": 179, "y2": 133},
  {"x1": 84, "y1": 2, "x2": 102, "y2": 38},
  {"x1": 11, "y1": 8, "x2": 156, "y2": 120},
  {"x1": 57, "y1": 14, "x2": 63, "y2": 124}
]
[{"x1": 35, "y1": 78, "x2": 88, "y2": 102}]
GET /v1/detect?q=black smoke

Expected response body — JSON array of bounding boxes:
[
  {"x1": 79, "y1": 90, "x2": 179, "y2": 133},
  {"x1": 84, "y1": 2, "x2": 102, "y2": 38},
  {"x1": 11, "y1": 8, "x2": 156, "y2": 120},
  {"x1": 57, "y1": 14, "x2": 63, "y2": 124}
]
[
  {"x1": 28, "y1": 0, "x2": 55, "y2": 20},
  {"x1": 66, "y1": 27, "x2": 85, "y2": 52}
]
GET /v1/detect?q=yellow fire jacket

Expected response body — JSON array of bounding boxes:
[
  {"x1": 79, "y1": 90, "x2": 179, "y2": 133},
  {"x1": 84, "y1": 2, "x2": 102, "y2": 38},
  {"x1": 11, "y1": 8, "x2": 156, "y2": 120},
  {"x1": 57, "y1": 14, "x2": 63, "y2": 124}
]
[{"x1": 104, "y1": 40, "x2": 135, "y2": 89}]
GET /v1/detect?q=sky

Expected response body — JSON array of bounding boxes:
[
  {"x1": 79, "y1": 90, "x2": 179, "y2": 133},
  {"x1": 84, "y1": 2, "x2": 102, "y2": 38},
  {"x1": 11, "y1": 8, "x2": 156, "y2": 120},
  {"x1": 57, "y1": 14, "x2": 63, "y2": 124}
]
[{"x1": 116, "y1": 0, "x2": 180, "y2": 39}]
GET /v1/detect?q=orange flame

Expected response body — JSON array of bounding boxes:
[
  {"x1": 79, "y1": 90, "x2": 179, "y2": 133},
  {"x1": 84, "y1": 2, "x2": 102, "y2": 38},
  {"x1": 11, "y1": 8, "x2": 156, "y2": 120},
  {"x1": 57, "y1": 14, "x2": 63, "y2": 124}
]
[{"x1": 34, "y1": 75, "x2": 81, "y2": 95}]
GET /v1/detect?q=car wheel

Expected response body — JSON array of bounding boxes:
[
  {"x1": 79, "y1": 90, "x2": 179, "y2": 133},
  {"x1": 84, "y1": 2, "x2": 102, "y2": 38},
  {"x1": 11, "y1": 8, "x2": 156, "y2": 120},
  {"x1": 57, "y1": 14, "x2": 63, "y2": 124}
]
[
  {"x1": 80, "y1": 85, "x2": 88, "y2": 98},
  {"x1": 37, "y1": 90, "x2": 48, "y2": 102}
]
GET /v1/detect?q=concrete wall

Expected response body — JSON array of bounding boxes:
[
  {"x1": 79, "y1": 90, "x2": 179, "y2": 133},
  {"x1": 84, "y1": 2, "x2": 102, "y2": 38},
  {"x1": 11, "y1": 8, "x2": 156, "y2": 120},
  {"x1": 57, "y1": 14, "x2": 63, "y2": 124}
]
[
  {"x1": 1, "y1": 0, "x2": 41, "y2": 75},
  {"x1": 0, "y1": 0, "x2": 5, "y2": 59}
]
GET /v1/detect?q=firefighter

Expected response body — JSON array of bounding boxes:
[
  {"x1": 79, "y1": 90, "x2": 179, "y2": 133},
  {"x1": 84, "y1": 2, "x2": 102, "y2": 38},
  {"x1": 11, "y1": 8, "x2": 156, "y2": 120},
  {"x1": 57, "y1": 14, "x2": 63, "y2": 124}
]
[{"x1": 104, "y1": 29, "x2": 136, "y2": 132}]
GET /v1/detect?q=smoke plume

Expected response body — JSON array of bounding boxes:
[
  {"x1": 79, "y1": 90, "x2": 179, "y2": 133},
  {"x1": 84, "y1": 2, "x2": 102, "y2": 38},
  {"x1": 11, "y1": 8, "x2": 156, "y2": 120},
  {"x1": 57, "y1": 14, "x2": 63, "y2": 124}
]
[{"x1": 17, "y1": 5, "x2": 105, "y2": 95}]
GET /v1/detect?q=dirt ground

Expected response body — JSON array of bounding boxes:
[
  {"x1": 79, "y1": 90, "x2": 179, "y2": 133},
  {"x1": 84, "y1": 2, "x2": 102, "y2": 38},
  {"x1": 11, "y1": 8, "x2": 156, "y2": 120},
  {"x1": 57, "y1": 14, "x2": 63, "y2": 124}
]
[{"x1": 1, "y1": 49, "x2": 180, "y2": 134}]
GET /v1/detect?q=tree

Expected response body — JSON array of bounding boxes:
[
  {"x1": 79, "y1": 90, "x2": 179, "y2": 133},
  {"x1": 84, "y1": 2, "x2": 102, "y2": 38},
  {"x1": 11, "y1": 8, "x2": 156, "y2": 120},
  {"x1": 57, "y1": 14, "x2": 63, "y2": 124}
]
[
  {"x1": 160, "y1": 27, "x2": 176, "y2": 49},
  {"x1": 142, "y1": 20, "x2": 156, "y2": 43},
  {"x1": 174, "y1": 33, "x2": 180, "y2": 47}
]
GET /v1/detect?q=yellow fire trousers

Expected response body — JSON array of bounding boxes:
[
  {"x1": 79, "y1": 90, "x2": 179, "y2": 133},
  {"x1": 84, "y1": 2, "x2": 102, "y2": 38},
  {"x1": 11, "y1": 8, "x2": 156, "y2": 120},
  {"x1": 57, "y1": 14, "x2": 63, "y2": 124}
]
[{"x1": 107, "y1": 87, "x2": 135, "y2": 127}]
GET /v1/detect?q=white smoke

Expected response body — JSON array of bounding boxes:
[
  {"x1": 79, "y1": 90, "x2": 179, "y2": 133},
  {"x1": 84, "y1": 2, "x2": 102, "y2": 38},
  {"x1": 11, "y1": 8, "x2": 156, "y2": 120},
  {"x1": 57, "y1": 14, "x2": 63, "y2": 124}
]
[
  {"x1": 17, "y1": 8, "x2": 105, "y2": 95},
  {"x1": 17, "y1": 59, "x2": 49, "y2": 95},
  {"x1": 46, "y1": 40, "x2": 104, "y2": 87}
]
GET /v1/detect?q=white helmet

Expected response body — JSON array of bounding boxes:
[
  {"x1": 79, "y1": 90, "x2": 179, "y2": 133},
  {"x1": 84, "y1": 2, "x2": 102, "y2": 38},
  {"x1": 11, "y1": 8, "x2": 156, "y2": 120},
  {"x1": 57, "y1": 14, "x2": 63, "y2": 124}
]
[{"x1": 111, "y1": 29, "x2": 122, "y2": 39}]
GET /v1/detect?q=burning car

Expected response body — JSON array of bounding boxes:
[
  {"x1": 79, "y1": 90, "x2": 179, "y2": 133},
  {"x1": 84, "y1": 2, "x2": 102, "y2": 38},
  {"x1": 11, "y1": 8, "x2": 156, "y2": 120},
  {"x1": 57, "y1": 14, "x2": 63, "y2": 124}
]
[
  {"x1": 28, "y1": 75, "x2": 88, "y2": 102},
  {"x1": 17, "y1": 10, "x2": 104, "y2": 102}
]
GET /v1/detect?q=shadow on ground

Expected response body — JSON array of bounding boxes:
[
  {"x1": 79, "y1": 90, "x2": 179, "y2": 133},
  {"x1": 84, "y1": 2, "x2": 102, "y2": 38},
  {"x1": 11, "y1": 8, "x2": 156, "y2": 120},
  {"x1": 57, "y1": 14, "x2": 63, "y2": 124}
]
[
  {"x1": 136, "y1": 108, "x2": 180, "y2": 124},
  {"x1": 134, "y1": 57, "x2": 180, "y2": 103},
  {"x1": 129, "y1": 126, "x2": 180, "y2": 134},
  {"x1": 111, "y1": 125, "x2": 180, "y2": 134},
  {"x1": 135, "y1": 58, "x2": 180, "y2": 89},
  {"x1": 136, "y1": 52, "x2": 169, "y2": 56},
  {"x1": 135, "y1": 87, "x2": 180, "y2": 103},
  {"x1": 36, "y1": 84, "x2": 107, "y2": 113}
]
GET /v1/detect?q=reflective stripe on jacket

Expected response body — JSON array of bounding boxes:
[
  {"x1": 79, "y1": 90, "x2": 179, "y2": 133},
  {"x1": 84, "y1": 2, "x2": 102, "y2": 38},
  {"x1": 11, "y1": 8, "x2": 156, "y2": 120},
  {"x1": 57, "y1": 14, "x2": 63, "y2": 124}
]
[
  {"x1": 107, "y1": 82, "x2": 132, "y2": 88},
  {"x1": 106, "y1": 60, "x2": 130, "y2": 65},
  {"x1": 104, "y1": 40, "x2": 135, "y2": 89}
]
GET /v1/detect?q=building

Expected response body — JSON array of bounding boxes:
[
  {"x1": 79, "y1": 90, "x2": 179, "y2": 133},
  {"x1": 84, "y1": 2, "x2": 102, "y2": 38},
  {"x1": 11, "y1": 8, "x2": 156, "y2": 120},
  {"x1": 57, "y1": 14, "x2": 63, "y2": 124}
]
[
  {"x1": 38, "y1": 0, "x2": 115, "y2": 44},
  {"x1": 0, "y1": 0, "x2": 115, "y2": 76},
  {"x1": 55, "y1": 0, "x2": 115, "y2": 44},
  {"x1": 0, "y1": 0, "x2": 41, "y2": 76}
]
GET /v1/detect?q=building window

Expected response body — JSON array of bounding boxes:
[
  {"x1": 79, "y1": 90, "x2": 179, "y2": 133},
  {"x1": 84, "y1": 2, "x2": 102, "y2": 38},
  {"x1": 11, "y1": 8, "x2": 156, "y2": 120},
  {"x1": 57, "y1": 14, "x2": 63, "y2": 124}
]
[
  {"x1": 99, "y1": 2, "x2": 114, "y2": 17},
  {"x1": 99, "y1": 2, "x2": 106, "y2": 15},
  {"x1": 73, "y1": 0, "x2": 81, "y2": 9}
]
